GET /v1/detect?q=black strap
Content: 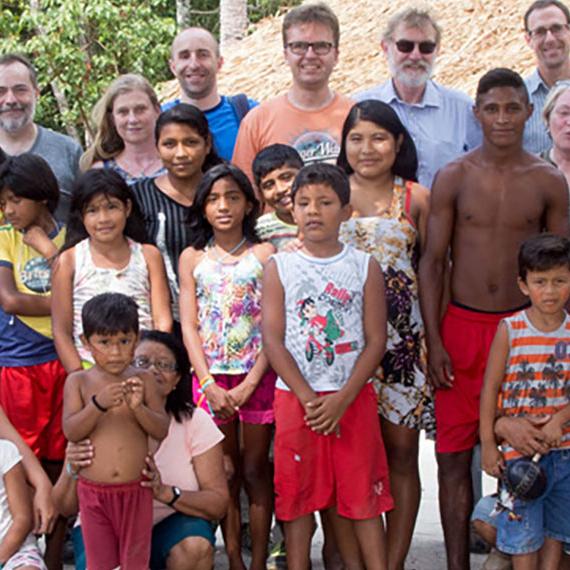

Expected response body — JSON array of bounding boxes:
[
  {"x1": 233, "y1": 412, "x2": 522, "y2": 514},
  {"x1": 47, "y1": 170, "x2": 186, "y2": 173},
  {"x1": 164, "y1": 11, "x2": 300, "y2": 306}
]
[{"x1": 228, "y1": 94, "x2": 251, "y2": 124}]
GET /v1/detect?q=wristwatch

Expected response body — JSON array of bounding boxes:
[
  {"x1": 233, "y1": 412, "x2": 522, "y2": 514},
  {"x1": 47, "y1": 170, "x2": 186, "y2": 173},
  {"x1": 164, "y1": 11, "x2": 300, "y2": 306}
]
[{"x1": 167, "y1": 486, "x2": 181, "y2": 507}]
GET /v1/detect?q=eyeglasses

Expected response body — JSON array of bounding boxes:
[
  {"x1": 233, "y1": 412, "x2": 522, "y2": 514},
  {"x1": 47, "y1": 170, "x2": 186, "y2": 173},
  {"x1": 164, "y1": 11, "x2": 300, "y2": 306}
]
[
  {"x1": 285, "y1": 41, "x2": 335, "y2": 55},
  {"x1": 528, "y1": 23, "x2": 570, "y2": 39},
  {"x1": 133, "y1": 356, "x2": 178, "y2": 372},
  {"x1": 394, "y1": 39, "x2": 437, "y2": 54}
]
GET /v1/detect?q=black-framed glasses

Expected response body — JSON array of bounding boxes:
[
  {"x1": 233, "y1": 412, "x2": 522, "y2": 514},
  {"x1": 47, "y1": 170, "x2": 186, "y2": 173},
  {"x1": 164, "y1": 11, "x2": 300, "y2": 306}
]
[
  {"x1": 528, "y1": 23, "x2": 570, "y2": 38},
  {"x1": 394, "y1": 39, "x2": 437, "y2": 54},
  {"x1": 133, "y1": 356, "x2": 178, "y2": 372},
  {"x1": 285, "y1": 41, "x2": 335, "y2": 55}
]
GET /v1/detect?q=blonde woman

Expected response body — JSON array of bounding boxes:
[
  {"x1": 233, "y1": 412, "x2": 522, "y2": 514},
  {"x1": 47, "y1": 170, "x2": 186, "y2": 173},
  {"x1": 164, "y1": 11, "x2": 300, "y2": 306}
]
[{"x1": 80, "y1": 74, "x2": 164, "y2": 183}]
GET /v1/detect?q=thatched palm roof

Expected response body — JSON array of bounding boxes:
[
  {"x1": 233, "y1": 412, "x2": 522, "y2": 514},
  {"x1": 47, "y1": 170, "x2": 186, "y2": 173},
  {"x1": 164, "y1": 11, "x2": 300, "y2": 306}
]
[{"x1": 159, "y1": 0, "x2": 536, "y2": 102}]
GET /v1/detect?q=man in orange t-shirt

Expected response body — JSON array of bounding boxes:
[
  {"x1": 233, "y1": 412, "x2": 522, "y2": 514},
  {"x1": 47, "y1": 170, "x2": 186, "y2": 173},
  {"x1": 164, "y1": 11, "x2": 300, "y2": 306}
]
[{"x1": 232, "y1": 3, "x2": 353, "y2": 182}]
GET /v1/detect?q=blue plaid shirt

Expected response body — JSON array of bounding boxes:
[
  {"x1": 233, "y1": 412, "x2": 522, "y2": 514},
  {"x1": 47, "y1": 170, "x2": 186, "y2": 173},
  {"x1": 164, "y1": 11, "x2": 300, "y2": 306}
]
[{"x1": 523, "y1": 69, "x2": 552, "y2": 155}]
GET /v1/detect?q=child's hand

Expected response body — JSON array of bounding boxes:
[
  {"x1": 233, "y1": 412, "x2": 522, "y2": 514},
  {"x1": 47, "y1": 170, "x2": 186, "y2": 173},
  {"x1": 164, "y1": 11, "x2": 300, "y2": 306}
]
[
  {"x1": 33, "y1": 483, "x2": 57, "y2": 535},
  {"x1": 541, "y1": 416, "x2": 564, "y2": 448},
  {"x1": 304, "y1": 392, "x2": 348, "y2": 435},
  {"x1": 204, "y1": 383, "x2": 238, "y2": 419},
  {"x1": 66, "y1": 439, "x2": 94, "y2": 474},
  {"x1": 22, "y1": 225, "x2": 58, "y2": 259},
  {"x1": 282, "y1": 238, "x2": 303, "y2": 253},
  {"x1": 96, "y1": 383, "x2": 125, "y2": 410},
  {"x1": 228, "y1": 381, "x2": 255, "y2": 409},
  {"x1": 481, "y1": 443, "x2": 504, "y2": 478},
  {"x1": 123, "y1": 376, "x2": 145, "y2": 410}
]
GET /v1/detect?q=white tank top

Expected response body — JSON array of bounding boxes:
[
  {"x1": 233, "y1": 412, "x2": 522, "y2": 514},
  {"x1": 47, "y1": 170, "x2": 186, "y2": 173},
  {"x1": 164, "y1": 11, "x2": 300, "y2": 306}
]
[
  {"x1": 272, "y1": 245, "x2": 371, "y2": 391},
  {"x1": 72, "y1": 238, "x2": 153, "y2": 363}
]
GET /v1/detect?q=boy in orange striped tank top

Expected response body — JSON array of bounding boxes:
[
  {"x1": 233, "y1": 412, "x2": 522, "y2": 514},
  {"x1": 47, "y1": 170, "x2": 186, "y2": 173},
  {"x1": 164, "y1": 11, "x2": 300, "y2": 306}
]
[{"x1": 480, "y1": 233, "x2": 570, "y2": 570}]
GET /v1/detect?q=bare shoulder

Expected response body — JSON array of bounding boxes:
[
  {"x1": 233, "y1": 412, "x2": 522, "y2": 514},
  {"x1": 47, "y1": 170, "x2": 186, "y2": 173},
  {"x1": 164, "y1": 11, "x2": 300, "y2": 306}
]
[
  {"x1": 253, "y1": 241, "x2": 275, "y2": 264},
  {"x1": 54, "y1": 246, "x2": 75, "y2": 269},
  {"x1": 431, "y1": 151, "x2": 478, "y2": 197},
  {"x1": 179, "y1": 246, "x2": 205, "y2": 273},
  {"x1": 410, "y1": 182, "x2": 430, "y2": 209}
]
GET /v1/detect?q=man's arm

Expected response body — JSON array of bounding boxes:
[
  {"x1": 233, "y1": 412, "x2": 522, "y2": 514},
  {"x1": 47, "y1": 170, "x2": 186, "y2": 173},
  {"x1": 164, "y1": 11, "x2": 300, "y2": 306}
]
[
  {"x1": 544, "y1": 169, "x2": 570, "y2": 236},
  {"x1": 418, "y1": 166, "x2": 458, "y2": 388},
  {"x1": 262, "y1": 259, "x2": 316, "y2": 405}
]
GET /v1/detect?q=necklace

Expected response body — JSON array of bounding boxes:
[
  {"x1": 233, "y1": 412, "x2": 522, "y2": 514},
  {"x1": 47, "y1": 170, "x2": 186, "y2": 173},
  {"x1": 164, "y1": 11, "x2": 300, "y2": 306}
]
[{"x1": 210, "y1": 237, "x2": 246, "y2": 264}]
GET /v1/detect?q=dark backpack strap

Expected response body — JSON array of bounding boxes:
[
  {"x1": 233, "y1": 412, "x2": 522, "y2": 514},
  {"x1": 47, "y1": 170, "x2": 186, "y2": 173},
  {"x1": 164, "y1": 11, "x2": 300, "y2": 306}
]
[{"x1": 228, "y1": 94, "x2": 251, "y2": 124}]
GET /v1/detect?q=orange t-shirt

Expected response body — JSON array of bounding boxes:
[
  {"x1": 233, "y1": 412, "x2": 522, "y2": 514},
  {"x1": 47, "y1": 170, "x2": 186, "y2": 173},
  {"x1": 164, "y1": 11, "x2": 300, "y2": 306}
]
[{"x1": 232, "y1": 93, "x2": 353, "y2": 181}]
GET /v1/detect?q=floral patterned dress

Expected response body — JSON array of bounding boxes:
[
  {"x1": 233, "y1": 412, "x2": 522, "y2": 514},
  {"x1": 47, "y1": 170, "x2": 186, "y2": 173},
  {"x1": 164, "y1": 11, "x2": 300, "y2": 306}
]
[{"x1": 340, "y1": 176, "x2": 435, "y2": 436}]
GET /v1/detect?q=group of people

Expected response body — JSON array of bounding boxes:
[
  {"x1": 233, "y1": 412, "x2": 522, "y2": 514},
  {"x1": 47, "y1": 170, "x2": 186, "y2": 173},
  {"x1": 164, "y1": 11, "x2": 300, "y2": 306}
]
[{"x1": 0, "y1": 0, "x2": 569, "y2": 570}]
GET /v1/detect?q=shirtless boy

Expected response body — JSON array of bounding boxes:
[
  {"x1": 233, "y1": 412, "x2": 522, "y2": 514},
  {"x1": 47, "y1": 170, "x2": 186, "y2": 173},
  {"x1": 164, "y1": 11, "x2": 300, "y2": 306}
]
[
  {"x1": 419, "y1": 68, "x2": 569, "y2": 570},
  {"x1": 62, "y1": 292, "x2": 169, "y2": 570}
]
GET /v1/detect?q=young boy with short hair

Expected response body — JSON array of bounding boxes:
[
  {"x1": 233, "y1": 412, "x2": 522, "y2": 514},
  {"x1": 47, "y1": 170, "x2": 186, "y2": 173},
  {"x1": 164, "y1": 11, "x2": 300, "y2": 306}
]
[
  {"x1": 253, "y1": 144, "x2": 302, "y2": 250},
  {"x1": 63, "y1": 292, "x2": 169, "y2": 570},
  {"x1": 480, "y1": 233, "x2": 570, "y2": 570},
  {"x1": 263, "y1": 163, "x2": 393, "y2": 570}
]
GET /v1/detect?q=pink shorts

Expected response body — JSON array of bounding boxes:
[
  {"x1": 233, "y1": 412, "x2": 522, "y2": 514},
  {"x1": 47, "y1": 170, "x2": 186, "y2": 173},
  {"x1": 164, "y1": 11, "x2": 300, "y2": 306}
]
[
  {"x1": 78, "y1": 477, "x2": 152, "y2": 570},
  {"x1": 274, "y1": 384, "x2": 394, "y2": 521},
  {"x1": 0, "y1": 359, "x2": 66, "y2": 460},
  {"x1": 192, "y1": 370, "x2": 276, "y2": 425},
  {"x1": 436, "y1": 303, "x2": 516, "y2": 454}
]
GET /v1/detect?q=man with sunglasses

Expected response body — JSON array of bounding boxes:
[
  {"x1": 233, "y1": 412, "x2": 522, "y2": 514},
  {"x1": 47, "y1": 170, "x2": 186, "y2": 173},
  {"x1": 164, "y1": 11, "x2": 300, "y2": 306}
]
[
  {"x1": 523, "y1": 0, "x2": 570, "y2": 154},
  {"x1": 232, "y1": 2, "x2": 352, "y2": 182},
  {"x1": 355, "y1": 7, "x2": 481, "y2": 189}
]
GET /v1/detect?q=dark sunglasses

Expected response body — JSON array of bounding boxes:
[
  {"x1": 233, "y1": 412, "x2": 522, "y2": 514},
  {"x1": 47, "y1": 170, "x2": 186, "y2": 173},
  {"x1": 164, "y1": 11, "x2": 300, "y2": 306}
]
[{"x1": 394, "y1": 39, "x2": 437, "y2": 54}]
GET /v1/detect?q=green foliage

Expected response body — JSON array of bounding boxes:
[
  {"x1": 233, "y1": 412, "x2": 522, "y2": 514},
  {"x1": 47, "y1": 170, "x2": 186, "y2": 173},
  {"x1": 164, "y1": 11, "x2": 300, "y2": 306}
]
[
  {"x1": 0, "y1": 0, "x2": 299, "y2": 140},
  {"x1": 0, "y1": 0, "x2": 176, "y2": 140}
]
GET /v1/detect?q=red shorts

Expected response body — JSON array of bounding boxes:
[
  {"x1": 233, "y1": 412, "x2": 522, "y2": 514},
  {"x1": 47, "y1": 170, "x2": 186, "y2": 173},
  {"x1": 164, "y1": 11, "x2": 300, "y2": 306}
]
[
  {"x1": 435, "y1": 303, "x2": 516, "y2": 454},
  {"x1": 192, "y1": 369, "x2": 276, "y2": 426},
  {"x1": 78, "y1": 477, "x2": 153, "y2": 570},
  {"x1": 274, "y1": 383, "x2": 393, "y2": 521},
  {"x1": 0, "y1": 359, "x2": 66, "y2": 461}
]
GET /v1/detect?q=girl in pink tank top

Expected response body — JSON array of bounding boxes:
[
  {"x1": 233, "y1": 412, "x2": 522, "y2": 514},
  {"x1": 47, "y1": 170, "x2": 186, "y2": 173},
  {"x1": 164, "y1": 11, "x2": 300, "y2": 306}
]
[{"x1": 179, "y1": 163, "x2": 275, "y2": 570}]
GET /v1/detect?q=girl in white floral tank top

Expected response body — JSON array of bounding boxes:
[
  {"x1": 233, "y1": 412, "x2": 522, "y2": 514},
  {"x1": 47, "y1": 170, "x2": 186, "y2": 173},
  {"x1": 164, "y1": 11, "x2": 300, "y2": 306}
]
[
  {"x1": 51, "y1": 169, "x2": 172, "y2": 370},
  {"x1": 337, "y1": 99, "x2": 435, "y2": 569}
]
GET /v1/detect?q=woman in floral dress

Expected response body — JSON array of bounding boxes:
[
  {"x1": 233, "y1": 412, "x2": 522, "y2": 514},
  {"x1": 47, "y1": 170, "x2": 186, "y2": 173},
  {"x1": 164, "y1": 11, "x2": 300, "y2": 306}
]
[{"x1": 337, "y1": 99, "x2": 434, "y2": 570}]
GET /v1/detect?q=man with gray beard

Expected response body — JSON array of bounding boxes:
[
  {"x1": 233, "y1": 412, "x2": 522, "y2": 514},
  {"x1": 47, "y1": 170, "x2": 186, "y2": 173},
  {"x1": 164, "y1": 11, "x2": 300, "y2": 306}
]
[
  {"x1": 0, "y1": 54, "x2": 82, "y2": 222},
  {"x1": 355, "y1": 8, "x2": 481, "y2": 188}
]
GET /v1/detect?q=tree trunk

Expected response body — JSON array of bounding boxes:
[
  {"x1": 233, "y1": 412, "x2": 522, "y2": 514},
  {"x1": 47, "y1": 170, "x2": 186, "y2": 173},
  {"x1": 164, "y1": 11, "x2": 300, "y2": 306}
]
[
  {"x1": 220, "y1": 0, "x2": 248, "y2": 52},
  {"x1": 29, "y1": 0, "x2": 80, "y2": 141},
  {"x1": 176, "y1": 0, "x2": 192, "y2": 28}
]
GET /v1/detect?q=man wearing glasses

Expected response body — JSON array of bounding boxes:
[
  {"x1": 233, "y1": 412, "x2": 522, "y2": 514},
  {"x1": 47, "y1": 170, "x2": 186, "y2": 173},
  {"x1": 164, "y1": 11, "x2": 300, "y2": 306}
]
[
  {"x1": 355, "y1": 8, "x2": 481, "y2": 189},
  {"x1": 232, "y1": 2, "x2": 352, "y2": 182},
  {"x1": 523, "y1": 0, "x2": 570, "y2": 154}
]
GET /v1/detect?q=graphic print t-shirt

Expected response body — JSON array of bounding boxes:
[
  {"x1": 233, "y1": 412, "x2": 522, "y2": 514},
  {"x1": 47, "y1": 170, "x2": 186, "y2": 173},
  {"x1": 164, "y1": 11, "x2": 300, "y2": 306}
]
[
  {"x1": 272, "y1": 245, "x2": 370, "y2": 391},
  {"x1": 0, "y1": 223, "x2": 65, "y2": 365}
]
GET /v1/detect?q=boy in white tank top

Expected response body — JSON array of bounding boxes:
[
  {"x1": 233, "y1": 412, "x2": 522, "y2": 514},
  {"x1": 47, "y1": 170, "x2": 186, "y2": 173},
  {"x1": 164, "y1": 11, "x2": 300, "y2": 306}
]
[{"x1": 263, "y1": 163, "x2": 394, "y2": 569}]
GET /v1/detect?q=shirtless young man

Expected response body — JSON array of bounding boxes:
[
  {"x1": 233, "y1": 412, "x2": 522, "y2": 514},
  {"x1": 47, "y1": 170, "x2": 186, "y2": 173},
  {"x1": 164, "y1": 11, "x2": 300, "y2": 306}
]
[
  {"x1": 62, "y1": 292, "x2": 169, "y2": 570},
  {"x1": 418, "y1": 68, "x2": 569, "y2": 570}
]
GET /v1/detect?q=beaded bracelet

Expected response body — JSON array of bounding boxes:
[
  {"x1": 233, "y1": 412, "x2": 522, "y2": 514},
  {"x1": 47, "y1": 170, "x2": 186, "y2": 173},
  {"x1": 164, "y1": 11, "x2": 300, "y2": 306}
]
[{"x1": 199, "y1": 374, "x2": 215, "y2": 391}]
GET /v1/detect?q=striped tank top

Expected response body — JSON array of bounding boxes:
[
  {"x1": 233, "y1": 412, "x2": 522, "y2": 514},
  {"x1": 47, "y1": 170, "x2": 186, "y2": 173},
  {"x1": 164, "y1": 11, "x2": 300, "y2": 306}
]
[{"x1": 499, "y1": 310, "x2": 570, "y2": 460}]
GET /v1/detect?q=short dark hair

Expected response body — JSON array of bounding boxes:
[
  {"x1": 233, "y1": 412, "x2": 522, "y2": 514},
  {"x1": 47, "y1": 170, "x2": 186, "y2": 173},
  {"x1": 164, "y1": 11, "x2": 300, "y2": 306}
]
[
  {"x1": 292, "y1": 163, "x2": 350, "y2": 206},
  {"x1": 252, "y1": 144, "x2": 304, "y2": 188},
  {"x1": 139, "y1": 330, "x2": 194, "y2": 422},
  {"x1": 82, "y1": 292, "x2": 139, "y2": 339},
  {"x1": 188, "y1": 163, "x2": 261, "y2": 250},
  {"x1": 282, "y1": 3, "x2": 340, "y2": 47},
  {"x1": 524, "y1": 0, "x2": 570, "y2": 31},
  {"x1": 0, "y1": 53, "x2": 38, "y2": 89},
  {"x1": 518, "y1": 233, "x2": 570, "y2": 281},
  {"x1": 475, "y1": 68, "x2": 529, "y2": 106},
  {"x1": 155, "y1": 103, "x2": 222, "y2": 172},
  {"x1": 337, "y1": 100, "x2": 419, "y2": 182},
  {"x1": 0, "y1": 154, "x2": 59, "y2": 213}
]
